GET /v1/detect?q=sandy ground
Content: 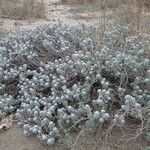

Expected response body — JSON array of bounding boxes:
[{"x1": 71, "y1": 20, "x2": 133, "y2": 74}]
[{"x1": 0, "y1": 124, "x2": 53, "y2": 150}]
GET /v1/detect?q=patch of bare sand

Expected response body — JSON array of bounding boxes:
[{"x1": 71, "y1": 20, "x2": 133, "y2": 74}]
[{"x1": 0, "y1": 123, "x2": 54, "y2": 150}]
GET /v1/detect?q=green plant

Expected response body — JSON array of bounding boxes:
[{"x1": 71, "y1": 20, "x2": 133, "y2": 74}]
[{"x1": 0, "y1": 23, "x2": 149, "y2": 147}]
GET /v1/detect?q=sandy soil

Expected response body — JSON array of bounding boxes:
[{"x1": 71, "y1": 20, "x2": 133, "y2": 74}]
[{"x1": 0, "y1": 124, "x2": 53, "y2": 150}]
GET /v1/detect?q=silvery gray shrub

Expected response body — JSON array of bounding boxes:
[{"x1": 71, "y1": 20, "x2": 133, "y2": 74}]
[{"x1": 0, "y1": 23, "x2": 149, "y2": 145}]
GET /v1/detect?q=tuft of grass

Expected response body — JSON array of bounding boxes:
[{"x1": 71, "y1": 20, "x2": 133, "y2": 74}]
[{"x1": 0, "y1": 0, "x2": 45, "y2": 19}]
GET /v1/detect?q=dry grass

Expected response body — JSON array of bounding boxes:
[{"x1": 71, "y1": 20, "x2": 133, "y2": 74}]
[
  {"x1": 0, "y1": 0, "x2": 45, "y2": 19},
  {"x1": 62, "y1": 0, "x2": 122, "y2": 7},
  {"x1": 61, "y1": 0, "x2": 97, "y2": 4},
  {"x1": 0, "y1": 27, "x2": 7, "y2": 37},
  {"x1": 62, "y1": 0, "x2": 150, "y2": 6},
  {"x1": 63, "y1": 0, "x2": 150, "y2": 34}
]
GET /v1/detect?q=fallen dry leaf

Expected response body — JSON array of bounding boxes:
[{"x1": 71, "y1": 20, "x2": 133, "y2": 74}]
[{"x1": 0, "y1": 114, "x2": 15, "y2": 132}]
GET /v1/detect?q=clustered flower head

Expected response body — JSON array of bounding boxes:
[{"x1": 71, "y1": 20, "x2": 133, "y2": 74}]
[{"x1": 0, "y1": 23, "x2": 149, "y2": 145}]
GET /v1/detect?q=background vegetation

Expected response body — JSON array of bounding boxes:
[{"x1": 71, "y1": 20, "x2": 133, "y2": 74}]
[
  {"x1": 0, "y1": 0, "x2": 45, "y2": 19},
  {"x1": 62, "y1": 0, "x2": 150, "y2": 34}
]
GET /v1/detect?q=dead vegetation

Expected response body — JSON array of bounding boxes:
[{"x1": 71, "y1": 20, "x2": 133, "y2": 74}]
[
  {"x1": 62, "y1": 0, "x2": 150, "y2": 34},
  {"x1": 0, "y1": 0, "x2": 45, "y2": 19}
]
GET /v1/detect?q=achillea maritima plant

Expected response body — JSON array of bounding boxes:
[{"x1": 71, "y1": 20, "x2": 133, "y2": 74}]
[{"x1": 0, "y1": 23, "x2": 149, "y2": 145}]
